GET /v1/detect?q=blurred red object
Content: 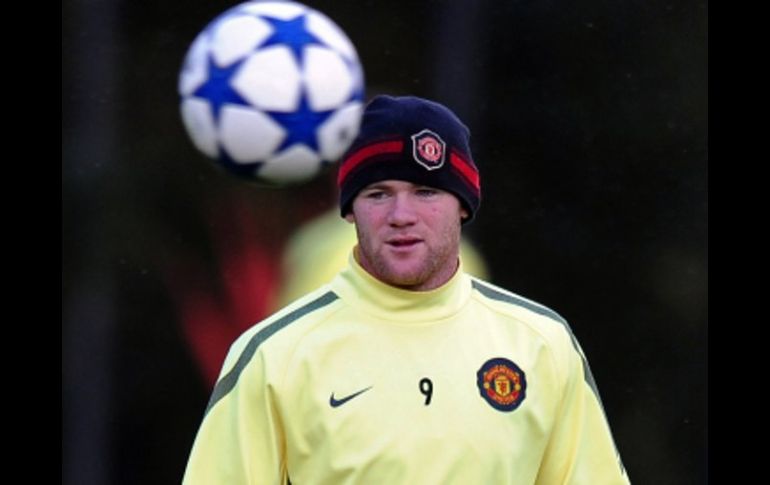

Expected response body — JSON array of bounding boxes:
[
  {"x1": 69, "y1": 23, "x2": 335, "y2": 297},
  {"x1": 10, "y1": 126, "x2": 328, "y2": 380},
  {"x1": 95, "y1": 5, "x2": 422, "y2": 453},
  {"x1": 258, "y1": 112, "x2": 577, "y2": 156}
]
[{"x1": 165, "y1": 193, "x2": 281, "y2": 388}]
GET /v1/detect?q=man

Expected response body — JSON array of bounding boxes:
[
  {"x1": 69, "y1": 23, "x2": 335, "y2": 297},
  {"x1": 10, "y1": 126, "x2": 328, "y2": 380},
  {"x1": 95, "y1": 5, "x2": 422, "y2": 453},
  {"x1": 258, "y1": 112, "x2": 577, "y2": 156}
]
[{"x1": 183, "y1": 95, "x2": 630, "y2": 484}]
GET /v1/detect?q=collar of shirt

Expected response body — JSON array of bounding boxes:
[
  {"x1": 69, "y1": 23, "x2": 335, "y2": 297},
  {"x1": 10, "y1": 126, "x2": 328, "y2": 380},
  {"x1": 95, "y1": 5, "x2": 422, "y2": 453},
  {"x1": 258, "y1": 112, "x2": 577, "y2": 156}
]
[{"x1": 330, "y1": 250, "x2": 472, "y2": 323}]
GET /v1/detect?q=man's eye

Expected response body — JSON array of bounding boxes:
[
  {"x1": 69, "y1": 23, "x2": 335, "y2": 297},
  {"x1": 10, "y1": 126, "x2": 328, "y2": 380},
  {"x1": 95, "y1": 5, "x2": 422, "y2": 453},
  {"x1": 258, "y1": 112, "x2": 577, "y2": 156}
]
[
  {"x1": 365, "y1": 191, "x2": 386, "y2": 199},
  {"x1": 416, "y1": 188, "x2": 438, "y2": 197}
]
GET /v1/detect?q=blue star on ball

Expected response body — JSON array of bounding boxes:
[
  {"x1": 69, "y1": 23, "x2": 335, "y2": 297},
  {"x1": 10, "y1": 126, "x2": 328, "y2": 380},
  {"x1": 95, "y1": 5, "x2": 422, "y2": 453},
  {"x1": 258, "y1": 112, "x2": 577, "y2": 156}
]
[
  {"x1": 267, "y1": 92, "x2": 335, "y2": 152},
  {"x1": 193, "y1": 55, "x2": 251, "y2": 122},
  {"x1": 259, "y1": 14, "x2": 325, "y2": 66}
]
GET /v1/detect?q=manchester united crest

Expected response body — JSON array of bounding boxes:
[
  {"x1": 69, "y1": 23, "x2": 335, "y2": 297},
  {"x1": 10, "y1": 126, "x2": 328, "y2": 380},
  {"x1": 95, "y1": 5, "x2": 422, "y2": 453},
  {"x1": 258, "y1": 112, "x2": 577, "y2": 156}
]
[
  {"x1": 477, "y1": 357, "x2": 527, "y2": 412},
  {"x1": 411, "y1": 129, "x2": 446, "y2": 170}
]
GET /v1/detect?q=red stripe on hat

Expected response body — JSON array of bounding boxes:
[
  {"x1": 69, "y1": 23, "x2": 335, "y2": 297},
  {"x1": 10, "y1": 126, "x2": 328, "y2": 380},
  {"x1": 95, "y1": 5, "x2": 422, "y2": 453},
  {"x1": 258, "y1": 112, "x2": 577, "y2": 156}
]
[
  {"x1": 449, "y1": 151, "x2": 480, "y2": 192},
  {"x1": 337, "y1": 140, "x2": 405, "y2": 186}
]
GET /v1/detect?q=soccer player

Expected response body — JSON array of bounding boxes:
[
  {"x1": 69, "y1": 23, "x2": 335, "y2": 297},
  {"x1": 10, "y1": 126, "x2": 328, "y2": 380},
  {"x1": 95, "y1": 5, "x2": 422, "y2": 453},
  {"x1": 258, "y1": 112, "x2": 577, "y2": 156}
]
[{"x1": 183, "y1": 95, "x2": 630, "y2": 484}]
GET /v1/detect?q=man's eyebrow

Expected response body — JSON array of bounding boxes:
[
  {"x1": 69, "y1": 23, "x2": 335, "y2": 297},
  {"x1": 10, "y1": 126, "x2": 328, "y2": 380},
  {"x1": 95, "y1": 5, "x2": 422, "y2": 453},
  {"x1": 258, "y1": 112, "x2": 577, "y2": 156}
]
[{"x1": 361, "y1": 183, "x2": 392, "y2": 191}]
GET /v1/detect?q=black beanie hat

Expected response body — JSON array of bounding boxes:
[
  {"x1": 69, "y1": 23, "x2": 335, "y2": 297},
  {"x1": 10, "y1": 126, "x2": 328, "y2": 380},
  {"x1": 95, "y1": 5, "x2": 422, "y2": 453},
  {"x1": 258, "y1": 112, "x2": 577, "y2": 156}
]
[{"x1": 337, "y1": 95, "x2": 481, "y2": 222}]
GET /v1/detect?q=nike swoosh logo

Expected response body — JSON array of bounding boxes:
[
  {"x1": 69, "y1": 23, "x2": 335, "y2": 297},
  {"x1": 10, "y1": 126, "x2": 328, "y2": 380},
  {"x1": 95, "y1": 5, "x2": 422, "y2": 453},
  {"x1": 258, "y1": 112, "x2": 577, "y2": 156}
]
[{"x1": 329, "y1": 386, "x2": 373, "y2": 407}]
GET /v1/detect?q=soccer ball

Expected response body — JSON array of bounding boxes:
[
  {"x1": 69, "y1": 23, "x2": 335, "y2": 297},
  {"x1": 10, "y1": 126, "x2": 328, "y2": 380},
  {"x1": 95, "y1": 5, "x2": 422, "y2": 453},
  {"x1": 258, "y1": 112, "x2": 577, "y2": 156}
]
[{"x1": 178, "y1": 1, "x2": 365, "y2": 185}]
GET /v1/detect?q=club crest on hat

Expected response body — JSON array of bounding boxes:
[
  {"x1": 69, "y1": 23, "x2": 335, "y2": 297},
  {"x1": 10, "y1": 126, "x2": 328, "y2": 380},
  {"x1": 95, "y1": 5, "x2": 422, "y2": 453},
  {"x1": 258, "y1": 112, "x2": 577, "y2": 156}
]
[{"x1": 411, "y1": 129, "x2": 446, "y2": 171}]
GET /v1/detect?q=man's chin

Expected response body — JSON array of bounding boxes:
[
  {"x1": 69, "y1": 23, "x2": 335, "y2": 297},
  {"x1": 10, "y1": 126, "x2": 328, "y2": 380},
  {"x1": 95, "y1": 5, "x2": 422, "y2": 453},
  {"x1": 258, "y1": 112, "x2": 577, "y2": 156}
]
[{"x1": 379, "y1": 266, "x2": 429, "y2": 289}]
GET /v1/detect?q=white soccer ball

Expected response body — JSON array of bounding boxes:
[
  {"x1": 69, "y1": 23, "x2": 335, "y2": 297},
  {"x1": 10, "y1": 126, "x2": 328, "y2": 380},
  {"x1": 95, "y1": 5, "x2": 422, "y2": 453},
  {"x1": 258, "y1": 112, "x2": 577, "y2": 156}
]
[{"x1": 178, "y1": 1, "x2": 365, "y2": 185}]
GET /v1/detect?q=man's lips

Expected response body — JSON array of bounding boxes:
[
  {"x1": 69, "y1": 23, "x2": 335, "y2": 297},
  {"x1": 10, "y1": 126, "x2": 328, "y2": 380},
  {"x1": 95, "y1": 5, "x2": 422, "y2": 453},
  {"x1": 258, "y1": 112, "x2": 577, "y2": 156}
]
[{"x1": 386, "y1": 237, "x2": 423, "y2": 247}]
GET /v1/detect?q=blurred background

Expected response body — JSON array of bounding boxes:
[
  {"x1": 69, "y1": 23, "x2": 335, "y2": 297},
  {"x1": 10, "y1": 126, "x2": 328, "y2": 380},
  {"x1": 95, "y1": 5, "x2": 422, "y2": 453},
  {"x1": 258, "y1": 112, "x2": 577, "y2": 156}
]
[{"x1": 62, "y1": 0, "x2": 707, "y2": 483}]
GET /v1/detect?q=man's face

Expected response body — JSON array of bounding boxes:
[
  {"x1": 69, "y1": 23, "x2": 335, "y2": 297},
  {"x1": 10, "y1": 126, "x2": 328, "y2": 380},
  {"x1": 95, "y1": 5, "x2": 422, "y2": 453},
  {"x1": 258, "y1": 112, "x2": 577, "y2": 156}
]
[{"x1": 346, "y1": 180, "x2": 468, "y2": 291}]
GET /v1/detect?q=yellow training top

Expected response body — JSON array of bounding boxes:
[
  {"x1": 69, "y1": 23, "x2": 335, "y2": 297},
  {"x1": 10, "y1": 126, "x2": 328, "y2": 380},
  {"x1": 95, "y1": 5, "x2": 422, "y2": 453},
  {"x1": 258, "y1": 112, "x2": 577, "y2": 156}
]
[{"x1": 184, "y1": 253, "x2": 629, "y2": 485}]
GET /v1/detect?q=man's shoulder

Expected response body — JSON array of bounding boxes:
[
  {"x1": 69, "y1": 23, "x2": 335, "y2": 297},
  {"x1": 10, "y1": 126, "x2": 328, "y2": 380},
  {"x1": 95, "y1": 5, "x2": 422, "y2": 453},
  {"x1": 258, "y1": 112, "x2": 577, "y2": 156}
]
[
  {"x1": 468, "y1": 276, "x2": 569, "y2": 328},
  {"x1": 230, "y1": 285, "x2": 343, "y2": 357},
  {"x1": 206, "y1": 286, "x2": 345, "y2": 414},
  {"x1": 467, "y1": 277, "x2": 579, "y2": 358}
]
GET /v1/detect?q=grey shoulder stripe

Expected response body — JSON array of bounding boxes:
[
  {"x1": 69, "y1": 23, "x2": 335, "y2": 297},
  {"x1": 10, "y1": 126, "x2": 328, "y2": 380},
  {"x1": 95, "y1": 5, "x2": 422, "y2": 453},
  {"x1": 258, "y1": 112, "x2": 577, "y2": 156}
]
[
  {"x1": 204, "y1": 291, "x2": 339, "y2": 416},
  {"x1": 471, "y1": 280, "x2": 601, "y2": 400},
  {"x1": 471, "y1": 280, "x2": 568, "y2": 325}
]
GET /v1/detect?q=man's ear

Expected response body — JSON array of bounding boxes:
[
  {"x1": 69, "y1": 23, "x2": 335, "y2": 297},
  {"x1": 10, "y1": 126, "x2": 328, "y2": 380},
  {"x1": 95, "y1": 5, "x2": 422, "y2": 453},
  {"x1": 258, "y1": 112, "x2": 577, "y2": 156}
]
[
  {"x1": 460, "y1": 208, "x2": 469, "y2": 221},
  {"x1": 344, "y1": 212, "x2": 355, "y2": 223}
]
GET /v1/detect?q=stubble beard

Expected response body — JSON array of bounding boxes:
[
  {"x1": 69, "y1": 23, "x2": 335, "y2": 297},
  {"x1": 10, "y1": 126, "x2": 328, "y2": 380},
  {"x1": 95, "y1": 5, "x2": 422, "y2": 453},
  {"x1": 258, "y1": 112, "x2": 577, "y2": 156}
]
[{"x1": 356, "y1": 221, "x2": 462, "y2": 291}]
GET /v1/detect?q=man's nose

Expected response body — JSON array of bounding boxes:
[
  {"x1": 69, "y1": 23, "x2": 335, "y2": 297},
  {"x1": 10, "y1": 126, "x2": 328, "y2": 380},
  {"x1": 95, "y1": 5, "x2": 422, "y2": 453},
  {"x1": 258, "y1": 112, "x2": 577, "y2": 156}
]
[{"x1": 387, "y1": 193, "x2": 418, "y2": 226}]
